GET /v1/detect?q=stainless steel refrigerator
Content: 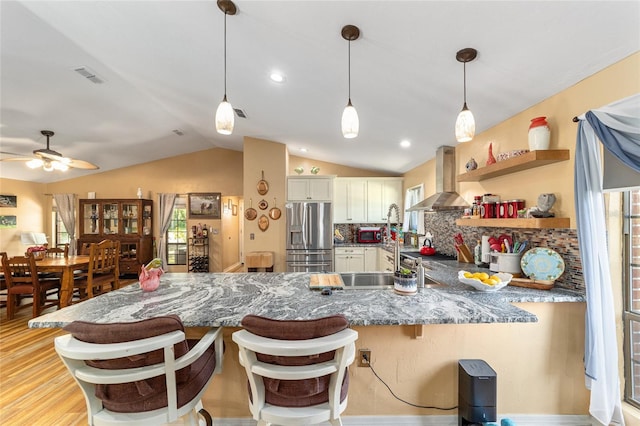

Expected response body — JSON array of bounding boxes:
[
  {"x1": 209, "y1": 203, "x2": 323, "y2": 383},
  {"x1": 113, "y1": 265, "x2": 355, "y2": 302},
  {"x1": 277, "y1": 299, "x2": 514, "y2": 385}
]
[{"x1": 286, "y1": 202, "x2": 333, "y2": 272}]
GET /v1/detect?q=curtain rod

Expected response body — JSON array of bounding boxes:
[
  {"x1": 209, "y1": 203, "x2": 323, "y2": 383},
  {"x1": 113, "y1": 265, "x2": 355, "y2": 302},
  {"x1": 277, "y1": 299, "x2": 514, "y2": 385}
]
[{"x1": 572, "y1": 116, "x2": 579, "y2": 122}]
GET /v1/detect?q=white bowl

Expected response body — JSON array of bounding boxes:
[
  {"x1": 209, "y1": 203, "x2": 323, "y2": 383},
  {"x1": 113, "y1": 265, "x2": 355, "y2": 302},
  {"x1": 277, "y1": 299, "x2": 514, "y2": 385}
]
[{"x1": 458, "y1": 271, "x2": 512, "y2": 291}]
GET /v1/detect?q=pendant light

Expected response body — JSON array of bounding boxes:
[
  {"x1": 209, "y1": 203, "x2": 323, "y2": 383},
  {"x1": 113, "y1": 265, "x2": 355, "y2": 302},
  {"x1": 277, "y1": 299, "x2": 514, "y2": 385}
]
[
  {"x1": 455, "y1": 48, "x2": 477, "y2": 143},
  {"x1": 215, "y1": 0, "x2": 237, "y2": 135},
  {"x1": 341, "y1": 25, "x2": 360, "y2": 139}
]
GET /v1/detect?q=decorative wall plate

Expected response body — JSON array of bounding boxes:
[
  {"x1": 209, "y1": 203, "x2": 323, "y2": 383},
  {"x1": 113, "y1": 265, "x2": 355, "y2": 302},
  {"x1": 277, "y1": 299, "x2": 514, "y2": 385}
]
[{"x1": 520, "y1": 248, "x2": 565, "y2": 281}]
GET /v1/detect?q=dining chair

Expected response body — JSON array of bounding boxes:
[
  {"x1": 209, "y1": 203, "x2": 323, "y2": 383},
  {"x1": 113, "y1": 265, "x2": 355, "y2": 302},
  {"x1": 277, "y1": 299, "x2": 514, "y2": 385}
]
[
  {"x1": 73, "y1": 239, "x2": 120, "y2": 302},
  {"x1": 1, "y1": 252, "x2": 60, "y2": 320},
  {"x1": 55, "y1": 314, "x2": 223, "y2": 425},
  {"x1": 46, "y1": 243, "x2": 69, "y2": 258},
  {"x1": 232, "y1": 314, "x2": 358, "y2": 426}
]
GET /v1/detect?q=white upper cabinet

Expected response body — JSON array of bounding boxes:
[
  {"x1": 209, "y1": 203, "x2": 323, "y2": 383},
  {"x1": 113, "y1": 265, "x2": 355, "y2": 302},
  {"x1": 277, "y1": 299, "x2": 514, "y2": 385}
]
[
  {"x1": 334, "y1": 177, "x2": 403, "y2": 223},
  {"x1": 333, "y1": 178, "x2": 367, "y2": 223},
  {"x1": 367, "y1": 178, "x2": 403, "y2": 222},
  {"x1": 287, "y1": 176, "x2": 334, "y2": 201}
]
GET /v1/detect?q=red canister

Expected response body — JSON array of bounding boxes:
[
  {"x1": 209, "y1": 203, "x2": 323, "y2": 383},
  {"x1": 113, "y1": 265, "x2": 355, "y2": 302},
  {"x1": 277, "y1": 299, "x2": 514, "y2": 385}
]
[
  {"x1": 498, "y1": 201, "x2": 509, "y2": 219},
  {"x1": 508, "y1": 199, "x2": 525, "y2": 218},
  {"x1": 480, "y1": 202, "x2": 496, "y2": 219}
]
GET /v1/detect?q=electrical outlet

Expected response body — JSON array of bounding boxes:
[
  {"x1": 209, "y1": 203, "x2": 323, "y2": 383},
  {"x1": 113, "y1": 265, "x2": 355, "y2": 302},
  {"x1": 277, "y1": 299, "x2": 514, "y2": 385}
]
[{"x1": 358, "y1": 349, "x2": 371, "y2": 367}]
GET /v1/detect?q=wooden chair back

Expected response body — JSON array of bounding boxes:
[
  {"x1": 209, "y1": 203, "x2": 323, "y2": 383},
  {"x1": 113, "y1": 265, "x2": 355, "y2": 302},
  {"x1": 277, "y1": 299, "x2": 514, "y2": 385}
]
[
  {"x1": 73, "y1": 240, "x2": 120, "y2": 301},
  {"x1": 46, "y1": 244, "x2": 69, "y2": 258},
  {"x1": 1, "y1": 252, "x2": 60, "y2": 319}
]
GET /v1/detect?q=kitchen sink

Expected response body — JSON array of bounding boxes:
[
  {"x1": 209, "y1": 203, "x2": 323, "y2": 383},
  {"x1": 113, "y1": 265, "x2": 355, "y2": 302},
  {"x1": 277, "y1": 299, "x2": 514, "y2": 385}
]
[{"x1": 339, "y1": 272, "x2": 446, "y2": 290}]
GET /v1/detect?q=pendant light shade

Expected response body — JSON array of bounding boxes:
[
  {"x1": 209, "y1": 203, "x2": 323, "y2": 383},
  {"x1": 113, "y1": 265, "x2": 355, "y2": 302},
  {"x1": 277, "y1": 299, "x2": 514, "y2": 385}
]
[
  {"x1": 215, "y1": 0, "x2": 237, "y2": 135},
  {"x1": 455, "y1": 48, "x2": 477, "y2": 143},
  {"x1": 216, "y1": 95, "x2": 234, "y2": 135},
  {"x1": 341, "y1": 25, "x2": 360, "y2": 139},
  {"x1": 342, "y1": 100, "x2": 359, "y2": 139}
]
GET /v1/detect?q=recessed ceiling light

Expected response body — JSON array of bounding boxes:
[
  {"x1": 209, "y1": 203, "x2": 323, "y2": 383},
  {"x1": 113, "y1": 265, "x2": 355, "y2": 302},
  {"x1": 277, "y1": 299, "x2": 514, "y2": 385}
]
[
  {"x1": 270, "y1": 72, "x2": 286, "y2": 83},
  {"x1": 299, "y1": 148, "x2": 308, "y2": 153},
  {"x1": 400, "y1": 140, "x2": 411, "y2": 148}
]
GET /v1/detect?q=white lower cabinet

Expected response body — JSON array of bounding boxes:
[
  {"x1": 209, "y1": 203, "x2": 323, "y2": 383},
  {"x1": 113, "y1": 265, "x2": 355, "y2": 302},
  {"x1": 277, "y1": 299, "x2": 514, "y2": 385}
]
[
  {"x1": 334, "y1": 247, "x2": 365, "y2": 272},
  {"x1": 335, "y1": 246, "x2": 385, "y2": 272},
  {"x1": 379, "y1": 248, "x2": 395, "y2": 272},
  {"x1": 364, "y1": 247, "x2": 378, "y2": 271}
]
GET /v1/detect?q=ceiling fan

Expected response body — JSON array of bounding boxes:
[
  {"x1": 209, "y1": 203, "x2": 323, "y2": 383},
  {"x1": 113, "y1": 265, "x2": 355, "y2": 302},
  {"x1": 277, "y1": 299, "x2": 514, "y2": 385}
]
[{"x1": 1, "y1": 130, "x2": 99, "y2": 172}]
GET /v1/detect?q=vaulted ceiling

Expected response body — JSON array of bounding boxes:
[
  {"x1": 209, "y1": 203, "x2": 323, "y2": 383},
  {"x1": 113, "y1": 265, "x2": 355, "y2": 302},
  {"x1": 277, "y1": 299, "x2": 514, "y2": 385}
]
[{"x1": 1, "y1": 1, "x2": 638, "y2": 183}]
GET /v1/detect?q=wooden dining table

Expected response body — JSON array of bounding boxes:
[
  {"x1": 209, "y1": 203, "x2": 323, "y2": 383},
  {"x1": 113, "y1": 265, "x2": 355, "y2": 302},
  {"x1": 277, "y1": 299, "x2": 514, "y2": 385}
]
[{"x1": 36, "y1": 255, "x2": 91, "y2": 308}]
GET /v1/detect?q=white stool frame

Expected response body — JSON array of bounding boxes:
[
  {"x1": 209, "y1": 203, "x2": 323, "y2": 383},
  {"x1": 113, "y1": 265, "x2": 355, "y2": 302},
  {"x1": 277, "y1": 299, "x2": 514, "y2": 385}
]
[
  {"x1": 55, "y1": 327, "x2": 223, "y2": 426},
  {"x1": 232, "y1": 328, "x2": 358, "y2": 426}
]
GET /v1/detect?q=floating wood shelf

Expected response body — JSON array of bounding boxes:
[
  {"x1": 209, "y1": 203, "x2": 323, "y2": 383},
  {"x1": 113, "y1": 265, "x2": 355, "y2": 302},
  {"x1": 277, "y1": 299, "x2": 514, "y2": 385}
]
[
  {"x1": 457, "y1": 150, "x2": 570, "y2": 182},
  {"x1": 456, "y1": 217, "x2": 570, "y2": 229}
]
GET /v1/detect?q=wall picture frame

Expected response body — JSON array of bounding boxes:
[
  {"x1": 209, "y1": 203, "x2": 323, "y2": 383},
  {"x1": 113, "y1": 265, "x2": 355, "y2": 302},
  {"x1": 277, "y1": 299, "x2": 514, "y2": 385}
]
[
  {"x1": 232, "y1": 204, "x2": 238, "y2": 216},
  {"x1": 0, "y1": 195, "x2": 17, "y2": 208},
  {"x1": 188, "y1": 193, "x2": 221, "y2": 219}
]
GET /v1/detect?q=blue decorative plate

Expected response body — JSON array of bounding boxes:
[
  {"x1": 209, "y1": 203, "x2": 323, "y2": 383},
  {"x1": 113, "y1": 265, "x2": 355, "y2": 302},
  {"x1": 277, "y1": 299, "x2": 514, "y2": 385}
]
[{"x1": 520, "y1": 248, "x2": 565, "y2": 281}]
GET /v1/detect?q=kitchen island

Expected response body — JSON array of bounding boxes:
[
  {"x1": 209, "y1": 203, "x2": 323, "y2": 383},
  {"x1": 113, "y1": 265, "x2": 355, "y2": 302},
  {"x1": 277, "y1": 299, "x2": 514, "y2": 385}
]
[{"x1": 29, "y1": 264, "x2": 589, "y2": 422}]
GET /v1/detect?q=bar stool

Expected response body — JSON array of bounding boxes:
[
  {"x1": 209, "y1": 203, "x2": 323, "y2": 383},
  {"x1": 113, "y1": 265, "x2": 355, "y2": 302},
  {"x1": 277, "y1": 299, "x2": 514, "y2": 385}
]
[
  {"x1": 246, "y1": 251, "x2": 274, "y2": 272},
  {"x1": 232, "y1": 314, "x2": 358, "y2": 426}
]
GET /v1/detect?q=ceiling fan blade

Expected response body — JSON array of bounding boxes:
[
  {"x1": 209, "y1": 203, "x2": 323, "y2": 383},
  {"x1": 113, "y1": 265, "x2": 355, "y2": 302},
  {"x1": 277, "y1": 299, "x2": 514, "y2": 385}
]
[
  {"x1": 66, "y1": 158, "x2": 99, "y2": 170},
  {"x1": 0, "y1": 156, "x2": 35, "y2": 162},
  {"x1": 36, "y1": 150, "x2": 67, "y2": 162}
]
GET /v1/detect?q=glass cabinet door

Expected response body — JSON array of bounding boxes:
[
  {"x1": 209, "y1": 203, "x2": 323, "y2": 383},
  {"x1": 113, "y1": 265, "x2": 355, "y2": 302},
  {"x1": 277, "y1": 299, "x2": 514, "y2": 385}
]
[
  {"x1": 122, "y1": 202, "x2": 139, "y2": 235},
  {"x1": 83, "y1": 202, "x2": 100, "y2": 234},
  {"x1": 102, "y1": 203, "x2": 119, "y2": 235},
  {"x1": 143, "y1": 204, "x2": 152, "y2": 235}
]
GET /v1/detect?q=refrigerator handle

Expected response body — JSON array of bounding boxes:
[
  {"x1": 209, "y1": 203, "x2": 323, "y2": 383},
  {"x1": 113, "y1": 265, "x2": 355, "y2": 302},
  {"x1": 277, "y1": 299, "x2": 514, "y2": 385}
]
[{"x1": 306, "y1": 204, "x2": 313, "y2": 247}]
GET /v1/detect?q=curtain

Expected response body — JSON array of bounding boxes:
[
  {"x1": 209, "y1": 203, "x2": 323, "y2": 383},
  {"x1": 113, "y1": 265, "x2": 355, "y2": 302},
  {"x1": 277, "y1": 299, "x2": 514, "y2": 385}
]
[
  {"x1": 53, "y1": 194, "x2": 77, "y2": 256},
  {"x1": 574, "y1": 93, "x2": 640, "y2": 426},
  {"x1": 157, "y1": 193, "x2": 177, "y2": 269}
]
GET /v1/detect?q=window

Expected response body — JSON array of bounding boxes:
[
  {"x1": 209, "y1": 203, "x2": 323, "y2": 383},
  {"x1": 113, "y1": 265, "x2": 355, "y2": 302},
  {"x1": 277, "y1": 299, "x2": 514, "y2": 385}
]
[
  {"x1": 166, "y1": 197, "x2": 187, "y2": 265},
  {"x1": 53, "y1": 210, "x2": 70, "y2": 247},
  {"x1": 406, "y1": 185, "x2": 423, "y2": 231},
  {"x1": 623, "y1": 189, "x2": 640, "y2": 407}
]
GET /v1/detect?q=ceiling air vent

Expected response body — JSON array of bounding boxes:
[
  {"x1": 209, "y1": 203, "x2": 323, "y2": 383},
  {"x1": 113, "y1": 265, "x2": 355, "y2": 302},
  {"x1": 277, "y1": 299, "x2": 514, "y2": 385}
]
[
  {"x1": 73, "y1": 66, "x2": 105, "y2": 84},
  {"x1": 234, "y1": 108, "x2": 247, "y2": 119}
]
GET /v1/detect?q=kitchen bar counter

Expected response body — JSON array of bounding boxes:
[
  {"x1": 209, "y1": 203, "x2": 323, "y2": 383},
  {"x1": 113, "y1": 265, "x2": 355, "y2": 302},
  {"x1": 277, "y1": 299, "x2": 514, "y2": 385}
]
[{"x1": 29, "y1": 267, "x2": 583, "y2": 329}]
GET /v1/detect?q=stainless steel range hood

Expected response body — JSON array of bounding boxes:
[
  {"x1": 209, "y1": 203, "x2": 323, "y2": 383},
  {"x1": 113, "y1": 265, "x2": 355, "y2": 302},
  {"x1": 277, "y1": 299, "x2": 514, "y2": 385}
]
[{"x1": 407, "y1": 145, "x2": 469, "y2": 211}]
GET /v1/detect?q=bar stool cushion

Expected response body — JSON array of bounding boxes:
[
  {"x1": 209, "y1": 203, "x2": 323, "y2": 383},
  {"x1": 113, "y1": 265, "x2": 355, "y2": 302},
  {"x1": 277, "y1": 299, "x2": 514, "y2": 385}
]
[
  {"x1": 63, "y1": 315, "x2": 218, "y2": 413},
  {"x1": 240, "y1": 314, "x2": 350, "y2": 407}
]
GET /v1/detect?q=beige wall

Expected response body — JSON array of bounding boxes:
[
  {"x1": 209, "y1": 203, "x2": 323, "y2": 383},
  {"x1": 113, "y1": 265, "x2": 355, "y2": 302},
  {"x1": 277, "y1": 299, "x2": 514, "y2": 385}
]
[
  {"x1": 202, "y1": 302, "x2": 588, "y2": 418},
  {"x1": 289, "y1": 155, "x2": 399, "y2": 178},
  {"x1": 0, "y1": 179, "x2": 47, "y2": 256},
  {"x1": 405, "y1": 52, "x2": 640, "y2": 228}
]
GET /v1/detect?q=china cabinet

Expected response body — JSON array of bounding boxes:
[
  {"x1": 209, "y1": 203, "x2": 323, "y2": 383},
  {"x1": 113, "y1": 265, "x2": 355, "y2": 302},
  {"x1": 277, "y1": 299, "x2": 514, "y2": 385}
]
[{"x1": 78, "y1": 199, "x2": 153, "y2": 274}]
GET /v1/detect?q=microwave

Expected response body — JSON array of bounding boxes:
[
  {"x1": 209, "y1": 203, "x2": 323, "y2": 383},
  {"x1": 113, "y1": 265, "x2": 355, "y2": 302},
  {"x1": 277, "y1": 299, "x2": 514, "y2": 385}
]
[{"x1": 357, "y1": 227, "x2": 382, "y2": 244}]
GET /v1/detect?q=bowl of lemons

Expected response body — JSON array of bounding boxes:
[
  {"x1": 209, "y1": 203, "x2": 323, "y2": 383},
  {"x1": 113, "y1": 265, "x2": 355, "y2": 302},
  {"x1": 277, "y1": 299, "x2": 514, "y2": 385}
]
[{"x1": 458, "y1": 270, "x2": 512, "y2": 291}]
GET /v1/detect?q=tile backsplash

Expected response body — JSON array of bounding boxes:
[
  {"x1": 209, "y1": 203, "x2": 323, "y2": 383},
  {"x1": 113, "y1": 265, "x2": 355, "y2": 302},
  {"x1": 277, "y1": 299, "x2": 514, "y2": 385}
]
[{"x1": 425, "y1": 211, "x2": 583, "y2": 292}]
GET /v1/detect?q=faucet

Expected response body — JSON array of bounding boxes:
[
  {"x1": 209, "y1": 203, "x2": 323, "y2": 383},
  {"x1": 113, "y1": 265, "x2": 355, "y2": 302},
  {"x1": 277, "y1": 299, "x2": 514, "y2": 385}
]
[{"x1": 386, "y1": 203, "x2": 401, "y2": 271}]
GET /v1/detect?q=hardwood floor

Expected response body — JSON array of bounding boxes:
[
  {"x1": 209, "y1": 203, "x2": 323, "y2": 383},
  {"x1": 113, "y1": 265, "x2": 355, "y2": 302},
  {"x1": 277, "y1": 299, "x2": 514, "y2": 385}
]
[
  {"x1": 0, "y1": 278, "x2": 139, "y2": 425},
  {"x1": 0, "y1": 307, "x2": 86, "y2": 425}
]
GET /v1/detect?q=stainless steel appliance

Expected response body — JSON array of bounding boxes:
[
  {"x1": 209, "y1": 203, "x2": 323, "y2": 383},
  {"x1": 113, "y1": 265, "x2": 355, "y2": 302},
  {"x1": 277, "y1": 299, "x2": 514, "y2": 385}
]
[{"x1": 286, "y1": 202, "x2": 333, "y2": 272}]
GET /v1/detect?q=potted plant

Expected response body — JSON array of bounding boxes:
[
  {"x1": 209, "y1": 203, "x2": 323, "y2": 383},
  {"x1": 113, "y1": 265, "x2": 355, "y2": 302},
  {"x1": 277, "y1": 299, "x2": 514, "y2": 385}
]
[{"x1": 394, "y1": 268, "x2": 417, "y2": 294}]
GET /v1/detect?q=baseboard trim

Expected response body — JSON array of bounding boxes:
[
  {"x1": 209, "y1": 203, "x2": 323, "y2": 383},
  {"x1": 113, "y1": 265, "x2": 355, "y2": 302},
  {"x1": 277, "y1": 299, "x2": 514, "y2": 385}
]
[{"x1": 212, "y1": 414, "x2": 597, "y2": 425}]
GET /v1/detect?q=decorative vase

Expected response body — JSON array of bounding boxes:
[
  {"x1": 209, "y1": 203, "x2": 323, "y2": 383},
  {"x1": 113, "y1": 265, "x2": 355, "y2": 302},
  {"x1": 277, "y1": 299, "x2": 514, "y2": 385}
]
[
  {"x1": 137, "y1": 187, "x2": 143, "y2": 199},
  {"x1": 528, "y1": 117, "x2": 550, "y2": 150},
  {"x1": 486, "y1": 143, "x2": 496, "y2": 166},
  {"x1": 465, "y1": 158, "x2": 478, "y2": 172}
]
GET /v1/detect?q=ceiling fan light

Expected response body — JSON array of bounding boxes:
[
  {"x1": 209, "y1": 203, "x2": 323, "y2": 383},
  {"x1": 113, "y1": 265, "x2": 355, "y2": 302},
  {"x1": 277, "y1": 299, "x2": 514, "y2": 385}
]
[
  {"x1": 455, "y1": 105, "x2": 475, "y2": 142},
  {"x1": 216, "y1": 97, "x2": 235, "y2": 135},
  {"x1": 53, "y1": 161, "x2": 69, "y2": 171},
  {"x1": 42, "y1": 160, "x2": 54, "y2": 172},
  {"x1": 26, "y1": 158, "x2": 43, "y2": 169},
  {"x1": 342, "y1": 102, "x2": 359, "y2": 139}
]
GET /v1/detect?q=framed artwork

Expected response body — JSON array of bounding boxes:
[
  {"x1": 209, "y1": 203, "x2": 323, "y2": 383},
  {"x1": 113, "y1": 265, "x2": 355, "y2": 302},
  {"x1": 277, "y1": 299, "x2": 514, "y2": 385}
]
[
  {"x1": 188, "y1": 193, "x2": 221, "y2": 219},
  {"x1": 0, "y1": 195, "x2": 17, "y2": 208},
  {"x1": 232, "y1": 204, "x2": 238, "y2": 216},
  {"x1": 0, "y1": 215, "x2": 17, "y2": 228}
]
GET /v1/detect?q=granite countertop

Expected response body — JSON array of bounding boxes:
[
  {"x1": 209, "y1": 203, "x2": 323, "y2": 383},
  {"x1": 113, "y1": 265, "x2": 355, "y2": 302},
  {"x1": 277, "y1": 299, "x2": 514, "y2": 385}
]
[{"x1": 29, "y1": 258, "x2": 584, "y2": 329}]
